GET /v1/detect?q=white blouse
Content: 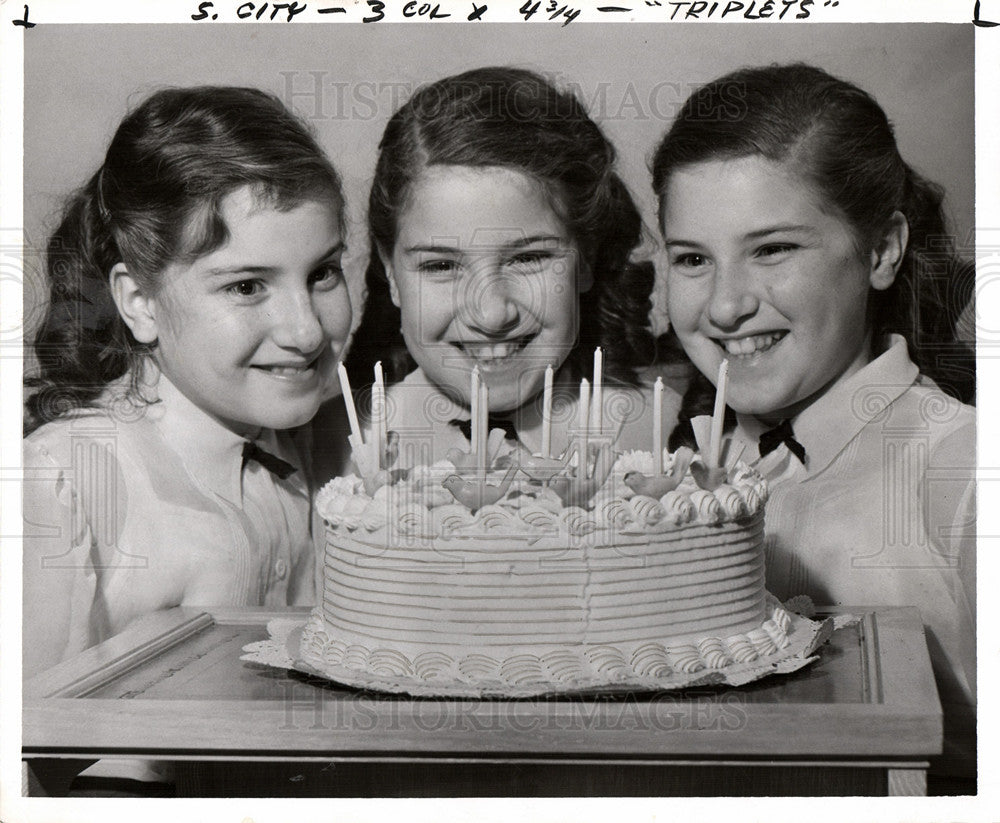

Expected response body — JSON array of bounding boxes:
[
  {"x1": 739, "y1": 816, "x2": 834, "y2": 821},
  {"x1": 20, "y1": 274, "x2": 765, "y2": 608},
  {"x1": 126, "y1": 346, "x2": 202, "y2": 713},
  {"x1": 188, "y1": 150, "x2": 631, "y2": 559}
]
[
  {"x1": 22, "y1": 372, "x2": 319, "y2": 679},
  {"x1": 728, "y1": 336, "x2": 976, "y2": 778}
]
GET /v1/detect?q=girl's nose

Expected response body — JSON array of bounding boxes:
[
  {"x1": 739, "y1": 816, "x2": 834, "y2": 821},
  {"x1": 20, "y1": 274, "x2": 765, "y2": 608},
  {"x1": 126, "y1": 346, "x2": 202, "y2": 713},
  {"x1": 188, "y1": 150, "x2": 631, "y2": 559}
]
[
  {"x1": 706, "y1": 263, "x2": 759, "y2": 329},
  {"x1": 458, "y1": 270, "x2": 520, "y2": 335},
  {"x1": 273, "y1": 289, "x2": 325, "y2": 353}
]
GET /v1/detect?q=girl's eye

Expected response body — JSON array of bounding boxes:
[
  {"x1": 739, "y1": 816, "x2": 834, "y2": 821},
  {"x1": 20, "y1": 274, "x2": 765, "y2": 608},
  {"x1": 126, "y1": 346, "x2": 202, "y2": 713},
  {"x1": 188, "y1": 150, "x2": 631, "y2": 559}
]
[
  {"x1": 310, "y1": 262, "x2": 345, "y2": 288},
  {"x1": 756, "y1": 243, "x2": 796, "y2": 259},
  {"x1": 671, "y1": 252, "x2": 710, "y2": 270},
  {"x1": 418, "y1": 259, "x2": 461, "y2": 277},
  {"x1": 506, "y1": 251, "x2": 549, "y2": 270},
  {"x1": 226, "y1": 280, "x2": 263, "y2": 298}
]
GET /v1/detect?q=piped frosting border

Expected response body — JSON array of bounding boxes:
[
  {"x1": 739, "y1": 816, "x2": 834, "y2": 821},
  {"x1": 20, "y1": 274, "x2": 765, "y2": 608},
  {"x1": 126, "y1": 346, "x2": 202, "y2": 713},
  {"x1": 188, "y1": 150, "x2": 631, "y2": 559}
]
[{"x1": 287, "y1": 599, "x2": 830, "y2": 697}]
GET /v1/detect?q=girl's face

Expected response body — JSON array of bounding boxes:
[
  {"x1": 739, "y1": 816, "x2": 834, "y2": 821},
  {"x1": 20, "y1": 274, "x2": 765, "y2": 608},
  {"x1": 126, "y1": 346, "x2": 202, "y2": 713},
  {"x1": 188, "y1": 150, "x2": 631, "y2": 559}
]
[
  {"x1": 384, "y1": 165, "x2": 588, "y2": 412},
  {"x1": 662, "y1": 155, "x2": 899, "y2": 423},
  {"x1": 145, "y1": 187, "x2": 351, "y2": 436}
]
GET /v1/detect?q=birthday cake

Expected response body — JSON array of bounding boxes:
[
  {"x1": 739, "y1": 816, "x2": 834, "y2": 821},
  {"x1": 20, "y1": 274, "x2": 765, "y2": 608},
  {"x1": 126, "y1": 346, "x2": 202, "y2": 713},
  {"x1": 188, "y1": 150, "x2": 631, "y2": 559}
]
[{"x1": 299, "y1": 446, "x2": 800, "y2": 696}]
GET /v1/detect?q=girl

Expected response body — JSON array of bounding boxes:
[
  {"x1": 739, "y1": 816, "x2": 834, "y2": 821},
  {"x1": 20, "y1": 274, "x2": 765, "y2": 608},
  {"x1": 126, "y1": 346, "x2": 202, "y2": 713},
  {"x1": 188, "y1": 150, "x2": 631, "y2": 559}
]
[
  {"x1": 652, "y1": 64, "x2": 976, "y2": 791},
  {"x1": 23, "y1": 87, "x2": 351, "y2": 687},
  {"x1": 337, "y1": 66, "x2": 681, "y2": 472}
]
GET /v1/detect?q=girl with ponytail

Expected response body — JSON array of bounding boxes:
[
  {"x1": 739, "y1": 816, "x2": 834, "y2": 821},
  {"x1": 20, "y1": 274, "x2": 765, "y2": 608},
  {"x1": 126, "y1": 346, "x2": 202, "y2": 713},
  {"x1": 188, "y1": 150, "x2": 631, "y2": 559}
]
[{"x1": 23, "y1": 86, "x2": 351, "y2": 699}]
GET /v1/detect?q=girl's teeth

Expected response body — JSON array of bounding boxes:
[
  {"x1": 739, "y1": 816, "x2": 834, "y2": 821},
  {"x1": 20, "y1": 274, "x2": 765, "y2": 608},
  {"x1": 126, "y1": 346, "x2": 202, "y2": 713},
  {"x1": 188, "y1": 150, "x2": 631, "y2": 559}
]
[
  {"x1": 268, "y1": 365, "x2": 309, "y2": 376},
  {"x1": 464, "y1": 342, "x2": 520, "y2": 361},
  {"x1": 721, "y1": 333, "x2": 783, "y2": 357}
]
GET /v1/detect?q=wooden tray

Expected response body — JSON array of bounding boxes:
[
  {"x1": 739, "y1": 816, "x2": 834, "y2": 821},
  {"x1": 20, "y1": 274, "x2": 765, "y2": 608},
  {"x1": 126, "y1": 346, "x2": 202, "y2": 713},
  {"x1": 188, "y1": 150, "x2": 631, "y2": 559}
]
[{"x1": 23, "y1": 606, "x2": 941, "y2": 761}]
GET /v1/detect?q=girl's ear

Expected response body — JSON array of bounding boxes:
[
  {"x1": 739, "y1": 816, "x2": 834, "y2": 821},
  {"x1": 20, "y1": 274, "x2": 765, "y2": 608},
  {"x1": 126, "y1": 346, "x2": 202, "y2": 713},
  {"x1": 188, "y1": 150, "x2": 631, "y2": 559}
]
[
  {"x1": 109, "y1": 263, "x2": 158, "y2": 344},
  {"x1": 869, "y1": 211, "x2": 909, "y2": 292},
  {"x1": 380, "y1": 251, "x2": 401, "y2": 308}
]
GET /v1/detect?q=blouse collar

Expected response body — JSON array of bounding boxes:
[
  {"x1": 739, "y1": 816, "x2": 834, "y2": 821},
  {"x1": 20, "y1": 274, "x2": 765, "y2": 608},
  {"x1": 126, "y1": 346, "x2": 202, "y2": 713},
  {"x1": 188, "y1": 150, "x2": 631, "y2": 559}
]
[
  {"x1": 733, "y1": 335, "x2": 918, "y2": 478},
  {"x1": 143, "y1": 369, "x2": 301, "y2": 505}
]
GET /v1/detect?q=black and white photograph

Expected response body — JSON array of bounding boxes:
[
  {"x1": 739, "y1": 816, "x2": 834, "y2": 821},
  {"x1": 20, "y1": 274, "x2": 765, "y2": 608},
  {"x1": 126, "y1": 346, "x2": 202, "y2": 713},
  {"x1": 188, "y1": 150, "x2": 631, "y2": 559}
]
[{"x1": 1, "y1": 2, "x2": 995, "y2": 821}]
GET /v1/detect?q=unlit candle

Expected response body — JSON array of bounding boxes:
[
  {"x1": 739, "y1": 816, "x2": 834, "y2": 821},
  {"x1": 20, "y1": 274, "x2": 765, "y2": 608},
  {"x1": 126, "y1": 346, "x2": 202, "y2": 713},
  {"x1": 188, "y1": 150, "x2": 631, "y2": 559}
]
[
  {"x1": 709, "y1": 359, "x2": 729, "y2": 467},
  {"x1": 590, "y1": 347, "x2": 603, "y2": 435},
  {"x1": 653, "y1": 376, "x2": 663, "y2": 475},
  {"x1": 541, "y1": 364, "x2": 553, "y2": 458},
  {"x1": 470, "y1": 366, "x2": 481, "y2": 456},
  {"x1": 579, "y1": 377, "x2": 590, "y2": 469},
  {"x1": 478, "y1": 380, "x2": 489, "y2": 477},
  {"x1": 373, "y1": 361, "x2": 387, "y2": 466},
  {"x1": 338, "y1": 363, "x2": 362, "y2": 444}
]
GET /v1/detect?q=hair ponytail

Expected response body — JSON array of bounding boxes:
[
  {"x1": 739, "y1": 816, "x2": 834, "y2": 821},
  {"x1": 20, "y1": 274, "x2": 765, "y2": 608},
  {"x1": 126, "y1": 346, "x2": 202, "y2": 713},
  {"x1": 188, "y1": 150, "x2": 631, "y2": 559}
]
[
  {"x1": 875, "y1": 167, "x2": 975, "y2": 403},
  {"x1": 24, "y1": 176, "x2": 150, "y2": 433}
]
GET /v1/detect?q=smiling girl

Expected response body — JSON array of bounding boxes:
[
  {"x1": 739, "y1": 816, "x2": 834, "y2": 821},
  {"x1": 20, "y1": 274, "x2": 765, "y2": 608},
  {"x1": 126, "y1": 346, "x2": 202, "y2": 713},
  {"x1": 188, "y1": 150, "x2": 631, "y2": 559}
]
[
  {"x1": 340, "y1": 67, "x2": 680, "y2": 468},
  {"x1": 23, "y1": 86, "x2": 351, "y2": 695},
  {"x1": 653, "y1": 63, "x2": 976, "y2": 791}
]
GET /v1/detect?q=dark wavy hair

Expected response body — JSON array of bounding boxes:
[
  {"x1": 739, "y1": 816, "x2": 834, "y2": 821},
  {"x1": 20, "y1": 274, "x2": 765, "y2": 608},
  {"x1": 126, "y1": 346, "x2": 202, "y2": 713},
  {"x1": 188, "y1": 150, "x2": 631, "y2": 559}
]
[
  {"x1": 24, "y1": 85, "x2": 345, "y2": 434},
  {"x1": 346, "y1": 66, "x2": 656, "y2": 404},
  {"x1": 651, "y1": 63, "x2": 974, "y2": 443}
]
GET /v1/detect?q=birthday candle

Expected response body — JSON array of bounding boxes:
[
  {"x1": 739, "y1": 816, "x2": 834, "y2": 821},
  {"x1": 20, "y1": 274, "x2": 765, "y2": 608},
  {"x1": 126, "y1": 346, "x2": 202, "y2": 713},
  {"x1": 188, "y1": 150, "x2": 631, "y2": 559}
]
[
  {"x1": 338, "y1": 363, "x2": 362, "y2": 444},
  {"x1": 578, "y1": 377, "x2": 590, "y2": 469},
  {"x1": 470, "y1": 366, "x2": 480, "y2": 456},
  {"x1": 478, "y1": 381, "x2": 489, "y2": 477},
  {"x1": 541, "y1": 364, "x2": 553, "y2": 458},
  {"x1": 653, "y1": 376, "x2": 663, "y2": 475},
  {"x1": 709, "y1": 359, "x2": 730, "y2": 467},
  {"x1": 373, "y1": 361, "x2": 387, "y2": 466},
  {"x1": 590, "y1": 347, "x2": 603, "y2": 435}
]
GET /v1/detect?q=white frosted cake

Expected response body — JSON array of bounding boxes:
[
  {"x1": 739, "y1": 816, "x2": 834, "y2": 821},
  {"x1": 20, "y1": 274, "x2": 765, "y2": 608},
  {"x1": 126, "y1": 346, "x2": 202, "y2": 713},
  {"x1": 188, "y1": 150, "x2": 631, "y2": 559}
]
[{"x1": 300, "y1": 449, "x2": 796, "y2": 696}]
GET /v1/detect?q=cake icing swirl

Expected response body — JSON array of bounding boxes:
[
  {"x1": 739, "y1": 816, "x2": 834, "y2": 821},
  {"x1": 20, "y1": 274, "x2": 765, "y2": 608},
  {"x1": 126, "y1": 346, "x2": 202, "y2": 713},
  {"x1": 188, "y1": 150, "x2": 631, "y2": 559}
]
[{"x1": 316, "y1": 452, "x2": 767, "y2": 540}]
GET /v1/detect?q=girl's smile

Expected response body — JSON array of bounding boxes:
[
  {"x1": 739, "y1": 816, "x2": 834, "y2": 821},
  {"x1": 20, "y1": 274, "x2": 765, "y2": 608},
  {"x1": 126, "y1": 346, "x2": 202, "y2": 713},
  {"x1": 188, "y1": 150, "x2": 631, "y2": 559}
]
[
  {"x1": 663, "y1": 155, "x2": 904, "y2": 423},
  {"x1": 713, "y1": 331, "x2": 787, "y2": 359},
  {"x1": 384, "y1": 165, "x2": 587, "y2": 412},
  {"x1": 453, "y1": 334, "x2": 538, "y2": 369},
  {"x1": 251, "y1": 356, "x2": 324, "y2": 381}
]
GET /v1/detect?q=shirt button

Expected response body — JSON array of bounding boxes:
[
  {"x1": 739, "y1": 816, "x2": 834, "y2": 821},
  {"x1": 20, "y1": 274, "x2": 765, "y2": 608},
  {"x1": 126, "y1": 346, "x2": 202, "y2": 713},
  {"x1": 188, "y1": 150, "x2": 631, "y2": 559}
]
[{"x1": 274, "y1": 559, "x2": 288, "y2": 579}]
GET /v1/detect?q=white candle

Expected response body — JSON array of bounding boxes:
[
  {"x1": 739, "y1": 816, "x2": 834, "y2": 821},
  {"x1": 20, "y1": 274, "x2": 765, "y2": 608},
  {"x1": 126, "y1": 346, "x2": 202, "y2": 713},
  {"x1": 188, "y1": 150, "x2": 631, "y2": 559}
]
[
  {"x1": 709, "y1": 359, "x2": 729, "y2": 467},
  {"x1": 338, "y1": 362, "x2": 362, "y2": 444},
  {"x1": 653, "y1": 376, "x2": 663, "y2": 475},
  {"x1": 578, "y1": 377, "x2": 590, "y2": 468},
  {"x1": 541, "y1": 364, "x2": 553, "y2": 458},
  {"x1": 590, "y1": 347, "x2": 603, "y2": 435},
  {"x1": 478, "y1": 381, "x2": 489, "y2": 477},
  {"x1": 470, "y1": 366, "x2": 480, "y2": 456},
  {"x1": 373, "y1": 361, "x2": 387, "y2": 467}
]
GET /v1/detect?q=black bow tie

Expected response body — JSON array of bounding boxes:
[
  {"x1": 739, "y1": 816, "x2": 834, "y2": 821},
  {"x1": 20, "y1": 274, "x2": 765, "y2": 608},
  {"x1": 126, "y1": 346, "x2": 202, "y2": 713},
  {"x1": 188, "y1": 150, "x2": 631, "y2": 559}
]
[
  {"x1": 449, "y1": 416, "x2": 519, "y2": 444},
  {"x1": 242, "y1": 441, "x2": 297, "y2": 479},
  {"x1": 758, "y1": 419, "x2": 807, "y2": 465}
]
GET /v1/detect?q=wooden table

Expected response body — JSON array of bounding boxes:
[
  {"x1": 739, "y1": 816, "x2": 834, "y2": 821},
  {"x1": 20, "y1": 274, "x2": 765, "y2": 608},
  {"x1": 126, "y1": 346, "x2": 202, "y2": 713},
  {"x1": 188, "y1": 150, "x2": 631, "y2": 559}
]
[{"x1": 22, "y1": 606, "x2": 941, "y2": 797}]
